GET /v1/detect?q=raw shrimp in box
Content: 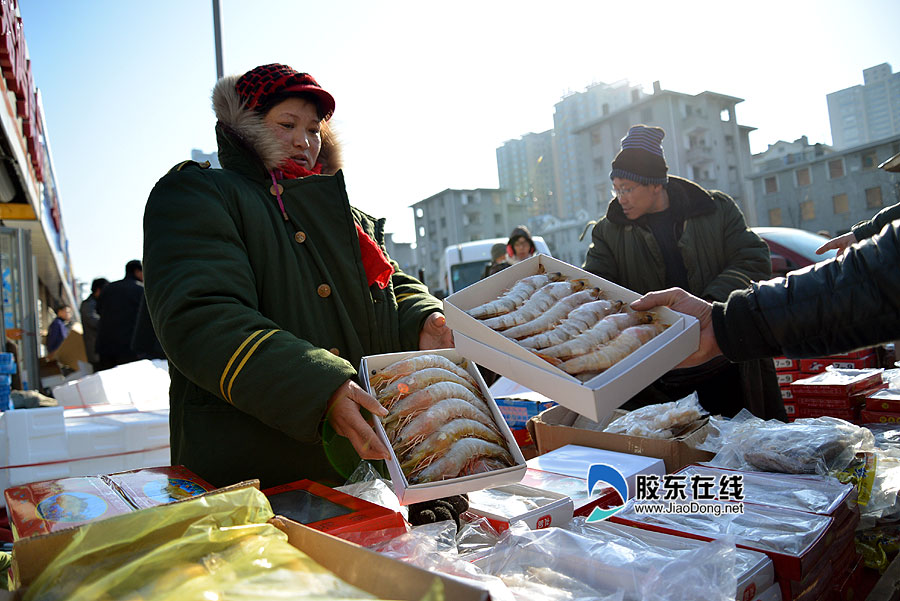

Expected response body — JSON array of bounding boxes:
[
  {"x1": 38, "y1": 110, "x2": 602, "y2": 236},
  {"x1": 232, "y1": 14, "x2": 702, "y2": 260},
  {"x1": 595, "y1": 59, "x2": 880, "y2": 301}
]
[
  {"x1": 444, "y1": 254, "x2": 699, "y2": 421},
  {"x1": 360, "y1": 348, "x2": 525, "y2": 504}
]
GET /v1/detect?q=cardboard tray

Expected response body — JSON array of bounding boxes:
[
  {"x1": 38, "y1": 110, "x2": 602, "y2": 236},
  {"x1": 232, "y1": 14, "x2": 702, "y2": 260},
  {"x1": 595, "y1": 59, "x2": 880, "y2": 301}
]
[
  {"x1": 466, "y1": 482, "x2": 574, "y2": 532},
  {"x1": 360, "y1": 348, "x2": 526, "y2": 505},
  {"x1": 444, "y1": 254, "x2": 700, "y2": 422},
  {"x1": 527, "y1": 404, "x2": 714, "y2": 473}
]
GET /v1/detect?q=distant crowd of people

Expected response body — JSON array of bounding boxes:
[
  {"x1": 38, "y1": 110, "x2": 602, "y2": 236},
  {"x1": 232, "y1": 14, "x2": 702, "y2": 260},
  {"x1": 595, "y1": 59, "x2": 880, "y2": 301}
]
[{"x1": 47, "y1": 259, "x2": 164, "y2": 373}]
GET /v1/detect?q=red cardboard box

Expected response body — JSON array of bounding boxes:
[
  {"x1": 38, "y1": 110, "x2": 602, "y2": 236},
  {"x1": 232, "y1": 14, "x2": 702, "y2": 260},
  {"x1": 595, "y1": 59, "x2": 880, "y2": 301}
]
[
  {"x1": 262, "y1": 479, "x2": 407, "y2": 547},
  {"x1": 104, "y1": 465, "x2": 215, "y2": 510},
  {"x1": 780, "y1": 387, "x2": 794, "y2": 400},
  {"x1": 826, "y1": 348, "x2": 878, "y2": 360},
  {"x1": 778, "y1": 371, "x2": 804, "y2": 386},
  {"x1": 865, "y1": 388, "x2": 900, "y2": 413},
  {"x1": 784, "y1": 402, "x2": 796, "y2": 417},
  {"x1": 796, "y1": 406, "x2": 860, "y2": 421},
  {"x1": 774, "y1": 357, "x2": 800, "y2": 372},
  {"x1": 860, "y1": 409, "x2": 900, "y2": 424},
  {"x1": 801, "y1": 353, "x2": 879, "y2": 374},
  {"x1": 795, "y1": 389, "x2": 874, "y2": 410},
  {"x1": 790, "y1": 369, "x2": 884, "y2": 399}
]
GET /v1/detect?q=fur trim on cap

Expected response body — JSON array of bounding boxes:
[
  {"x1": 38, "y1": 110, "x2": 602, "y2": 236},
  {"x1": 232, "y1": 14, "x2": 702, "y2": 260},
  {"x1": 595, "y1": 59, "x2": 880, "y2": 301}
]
[{"x1": 212, "y1": 75, "x2": 342, "y2": 174}]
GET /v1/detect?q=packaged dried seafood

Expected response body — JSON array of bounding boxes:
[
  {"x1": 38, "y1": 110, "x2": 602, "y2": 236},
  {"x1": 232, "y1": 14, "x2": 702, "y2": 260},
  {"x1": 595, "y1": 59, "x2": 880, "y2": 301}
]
[
  {"x1": 701, "y1": 409, "x2": 875, "y2": 475},
  {"x1": 603, "y1": 393, "x2": 706, "y2": 439}
]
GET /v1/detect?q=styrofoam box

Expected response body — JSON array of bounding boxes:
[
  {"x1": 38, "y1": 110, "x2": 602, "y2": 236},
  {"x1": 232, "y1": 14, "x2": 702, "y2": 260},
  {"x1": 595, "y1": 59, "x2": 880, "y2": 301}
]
[
  {"x1": 0, "y1": 408, "x2": 71, "y2": 506},
  {"x1": 66, "y1": 420, "x2": 124, "y2": 460},
  {"x1": 103, "y1": 411, "x2": 170, "y2": 452},
  {"x1": 444, "y1": 254, "x2": 700, "y2": 422},
  {"x1": 467, "y1": 482, "x2": 574, "y2": 531},
  {"x1": 360, "y1": 348, "x2": 526, "y2": 505}
]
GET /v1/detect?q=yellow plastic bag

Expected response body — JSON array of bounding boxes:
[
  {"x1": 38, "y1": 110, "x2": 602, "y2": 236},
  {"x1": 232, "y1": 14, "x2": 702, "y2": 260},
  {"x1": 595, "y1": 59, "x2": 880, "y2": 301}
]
[{"x1": 23, "y1": 486, "x2": 381, "y2": 601}]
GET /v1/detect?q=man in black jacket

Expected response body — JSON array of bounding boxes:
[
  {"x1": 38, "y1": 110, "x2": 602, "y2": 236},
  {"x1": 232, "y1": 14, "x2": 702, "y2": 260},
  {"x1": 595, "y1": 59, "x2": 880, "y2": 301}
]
[
  {"x1": 632, "y1": 220, "x2": 900, "y2": 367},
  {"x1": 95, "y1": 260, "x2": 144, "y2": 370}
]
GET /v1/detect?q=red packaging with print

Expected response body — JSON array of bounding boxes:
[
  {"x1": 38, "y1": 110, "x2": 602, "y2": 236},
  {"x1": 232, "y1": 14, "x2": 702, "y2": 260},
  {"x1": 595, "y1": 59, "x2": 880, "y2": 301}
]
[
  {"x1": 780, "y1": 386, "x2": 794, "y2": 401},
  {"x1": 796, "y1": 405, "x2": 860, "y2": 422},
  {"x1": 104, "y1": 465, "x2": 216, "y2": 510},
  {"x1": 790, "y1": 369, "x2": 884, "y2": 399},
  {"x1": 774, "y1": 357, "x2": 800, "y2": 372},
  {"x1": 799, "y1": 353, "x2": 878, "y2": 374},
  {"x1": 777, "y1": 371, "x2": 804, "y2": 386},
  {"x1": 4, "y1": 476, "x2": 134, "y2": 540},
  {"x1": 866, "y1": 388, "x2": 900, "y2": 413},
  {"x1": 783, "y1": 402, "x2": 796, "y2": 418},
  {"x1": 860, "y1": 409, "x2": 900, "y2": 425}
]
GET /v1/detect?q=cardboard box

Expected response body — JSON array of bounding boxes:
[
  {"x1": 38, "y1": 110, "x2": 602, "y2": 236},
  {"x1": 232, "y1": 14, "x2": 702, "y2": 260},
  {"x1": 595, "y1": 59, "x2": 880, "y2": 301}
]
[
  {"x1": 262, "y1": 479, "x2": 407, "y2": 547},
  {"x1": 444, "y1": 254, "x2": 700, "y2": 422},
  {"x1": 799, "y1": 352, "x2": 878, "y2": 374},
  {"x1": 860, "y1": 409, "x2": 900, "y2": 424},
  {"x1": 774, "y1": 357, "x2": 800, "y2": 372},
  {"x1": 795, "y1": 389, "x2": 872, "y2": 410},
  {"x1": 527, "y1": 404, "x2": 713, "y2": 473},
  {"x1": 784, "y1": 402, "x2": 796, "y2": 417},
  {"x1": 796, "y1": 405, "x2": 860, "y2": 421},
  {"x1": 790, "y1": 369, "x2": 884, "y2": 398},
  {"x1": 466, "y1": 482, "x2": 574, "y2": 532},
  {"x1": 360, "y1": 348, "x2": 526, "y2": 505},
  {"x1": 780, "y1": 386, "x2": 794, "y2": 400},
  {"x1": 777, "y1": 370, "x2": 803, "y2": 386},
  {"x1": 866, "y1": 388, "x2": 900, "y2": 413},
  {"x1": 51, "y1": 330, "x2": 87, "y2": 370}
]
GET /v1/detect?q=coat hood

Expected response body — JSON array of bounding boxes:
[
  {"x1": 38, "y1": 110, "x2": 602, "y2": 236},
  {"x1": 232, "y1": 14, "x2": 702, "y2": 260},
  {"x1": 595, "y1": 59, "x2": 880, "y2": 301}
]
[{"x1": 212, "y1": 75, "x2": 343, "y2": 175}]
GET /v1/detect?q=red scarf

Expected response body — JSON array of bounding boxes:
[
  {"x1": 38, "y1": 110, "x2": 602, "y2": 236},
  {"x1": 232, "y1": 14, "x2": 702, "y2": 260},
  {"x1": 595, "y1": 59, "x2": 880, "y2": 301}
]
[{"x1": 276, "y1": 161, "x2": 394, "y2": 289}]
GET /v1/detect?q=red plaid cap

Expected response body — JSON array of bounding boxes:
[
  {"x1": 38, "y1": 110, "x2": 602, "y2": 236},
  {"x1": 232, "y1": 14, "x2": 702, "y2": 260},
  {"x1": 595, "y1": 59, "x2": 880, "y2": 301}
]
[{"x1": 235, "y1": 63, "x2": 335, "y2": 120}]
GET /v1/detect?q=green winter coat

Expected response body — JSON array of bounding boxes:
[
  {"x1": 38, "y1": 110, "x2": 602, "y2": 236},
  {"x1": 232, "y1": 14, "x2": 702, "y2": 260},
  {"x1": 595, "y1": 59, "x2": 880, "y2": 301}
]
[
  {"x1": 583, "y1": 176, "x2": 785, "y2": 420},
  {"x1": 143, "y1": 77, "x2": 442, "y2": 489}
]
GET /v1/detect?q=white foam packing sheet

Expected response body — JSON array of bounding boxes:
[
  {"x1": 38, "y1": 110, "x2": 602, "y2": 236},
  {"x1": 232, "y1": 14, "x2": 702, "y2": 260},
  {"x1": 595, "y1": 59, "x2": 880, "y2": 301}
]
[
  {"x1": 443, "y1": 254, "x2": 700, "y2": 422},
  {"x1": 360, "y1": 348, "x2": 526, "y2": 505},
  {"x1": 526, "y1": 444, "x2": 665, "y2": 500}
]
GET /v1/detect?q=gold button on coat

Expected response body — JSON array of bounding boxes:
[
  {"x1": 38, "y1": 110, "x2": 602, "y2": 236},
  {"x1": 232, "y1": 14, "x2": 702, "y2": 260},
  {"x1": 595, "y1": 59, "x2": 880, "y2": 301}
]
[
  {"x1": 269, "y1": 184, "x2": 284, "y2": 196},
  {"x1": 329, "y1": 348, "x2": 340, "y2": 356},
  {"x1": 294, "y1": 231, "x2": 306, "y2": 243},
  {"x1": 317, "y1": 284, "x2": 331, "y2": 298}
]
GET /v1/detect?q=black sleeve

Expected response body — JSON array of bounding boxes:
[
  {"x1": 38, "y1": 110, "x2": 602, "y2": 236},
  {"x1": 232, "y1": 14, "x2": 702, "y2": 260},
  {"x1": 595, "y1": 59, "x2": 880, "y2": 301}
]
[{"x1": 713, "y1": 221, "x2": 900, "y2": 361}]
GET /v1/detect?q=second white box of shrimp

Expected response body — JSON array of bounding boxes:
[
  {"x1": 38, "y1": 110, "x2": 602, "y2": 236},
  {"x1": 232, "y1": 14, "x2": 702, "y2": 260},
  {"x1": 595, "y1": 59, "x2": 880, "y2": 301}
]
[
  {"x1": 360, "y1": 348, "x2": 527, "y2": 505},
  {"x1": 443, "y1": 254, "x2": 701, "y2": 423}
]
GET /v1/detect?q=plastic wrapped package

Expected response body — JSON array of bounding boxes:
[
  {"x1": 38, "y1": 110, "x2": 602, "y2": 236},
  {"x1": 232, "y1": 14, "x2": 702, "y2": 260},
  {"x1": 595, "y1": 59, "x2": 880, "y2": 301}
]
[
  {"x1": 844, "y1": 448, "x2": 900, "y2": 527},
  {"x1": 456, "y1": 517, "x2": 504, "y2": 558},
  {"x1": 701, "y1": 410, "x2": 875, "y2": 474},
  {"x1": 337, "y1": 461, "x2": 407, "y2": 519},
  {"x1": 676, "y1": 465, "x2": 853, "y2": 515},
  {"x1": 614, "y1": 499, "x2": 831, "y2": 557},
  {"x1": 866, "y1": 422, "x2": 900, "y2": 449},
  {"x1": 472, "y1": 520, "x2": 739, "y2": 601},
  {"x1": 23, "y1": 487, "x2": 377, "y2": 601},
  {"x1": 371, "y1": 521, "x2": 515, "y2": 601},
  {"x1": 603, "y1": 393, "x2": 706, "y2": 439}
]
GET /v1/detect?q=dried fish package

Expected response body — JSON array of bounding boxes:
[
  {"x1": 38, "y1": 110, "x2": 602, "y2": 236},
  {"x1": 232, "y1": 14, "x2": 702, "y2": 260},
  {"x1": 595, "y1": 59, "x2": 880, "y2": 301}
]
[{"x1": 603, "y1": 393, "x2": 707, "y2": 439}]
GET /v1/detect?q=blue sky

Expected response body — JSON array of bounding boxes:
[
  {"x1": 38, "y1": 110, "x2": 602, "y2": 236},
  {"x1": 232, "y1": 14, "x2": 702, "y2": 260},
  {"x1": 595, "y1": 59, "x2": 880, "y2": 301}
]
[{"x1": 19, "y1": 1, "x2": 900, "y2": 288}]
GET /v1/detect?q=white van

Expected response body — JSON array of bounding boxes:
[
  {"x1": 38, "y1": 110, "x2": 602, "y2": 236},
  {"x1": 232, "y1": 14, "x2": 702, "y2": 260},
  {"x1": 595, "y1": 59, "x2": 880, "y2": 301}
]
[{"x1": 440, "y1": 236, "x2": 552, "y2": 296}]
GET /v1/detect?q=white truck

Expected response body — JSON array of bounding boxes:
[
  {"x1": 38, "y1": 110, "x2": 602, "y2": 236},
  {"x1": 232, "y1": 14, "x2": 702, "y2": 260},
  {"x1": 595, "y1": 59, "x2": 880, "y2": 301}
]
[{"x1": 439, "y1": 236, "x2": 552, "y2": 296}]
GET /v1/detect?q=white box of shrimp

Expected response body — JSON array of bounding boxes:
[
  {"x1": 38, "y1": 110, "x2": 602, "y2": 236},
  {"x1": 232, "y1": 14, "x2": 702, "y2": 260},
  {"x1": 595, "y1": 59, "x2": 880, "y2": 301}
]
[
  {"x1": 443, "y1": 254, "x2": 700, "y2": 423},
  {"x1": 360, "y1": 348, "x2": 526, "y2": 505}
]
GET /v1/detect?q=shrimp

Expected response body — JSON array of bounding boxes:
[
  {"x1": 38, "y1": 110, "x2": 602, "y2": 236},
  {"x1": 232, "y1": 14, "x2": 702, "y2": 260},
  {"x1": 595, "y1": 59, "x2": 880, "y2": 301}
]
[
  {"x1": 466, "y1": 271, "x2": 562, "y2": 319},
  {"x1": 370, "y1": 354, "x2": 475, "y2": 390},
  {"x1": 537, "y1": 310, "x2": 653, "y2": 359},
  {"x1": 392, "y1": 397, "x2": 497, "y2": 447},
  {"x1": 481, "y1": 280, "x2": 588, "y2": 331},
  {"x1": 377, "y1": 367, "x2": 482, "y2": 409},
  {"x1": 500, "y1": 288, "x2": 603, "y2": 340},
  {"x1": 519, "y1": 299, "x2": 623, "y2": 349},
  {"x1": 399, "y1": 418, "x2": 507, "y2": 474},
  {"x1": 554, "y1": 323, "x2": 667, "y2": 375},
  {"x1": 407, "y1": 438, "x2": 515, "y2": 484},
  {"x1": 459, "y1": 457, "x2": 513, "y2": 477},
  {"x1": 382, "y1": 382, "x2": 490, "y2": 428}
]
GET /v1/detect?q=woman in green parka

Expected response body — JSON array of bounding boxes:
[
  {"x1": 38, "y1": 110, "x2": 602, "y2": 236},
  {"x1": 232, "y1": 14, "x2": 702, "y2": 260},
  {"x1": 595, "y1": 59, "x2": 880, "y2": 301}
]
[{"x1": 143, "y1": 64, "x2": 451, "y2": 488}]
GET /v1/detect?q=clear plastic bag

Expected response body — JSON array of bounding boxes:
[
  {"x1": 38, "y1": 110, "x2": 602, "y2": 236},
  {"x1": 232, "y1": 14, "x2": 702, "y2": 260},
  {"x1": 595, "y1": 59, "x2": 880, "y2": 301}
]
[
  {"x1": 603, "y1": 392, "x2": 706, "y2": 439},
  {"x1": 337, "y1": 461, "x2": 407, "y2": 519},
  {"x1": 24, "y1": 486, "x2": 376, "y2": 601},
  {"x1": 472, "y1": 520, "x2": 739, "y2": 601},
  {"x1": 703, "y1": 410, "x2": 875, "y2": 474}
]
